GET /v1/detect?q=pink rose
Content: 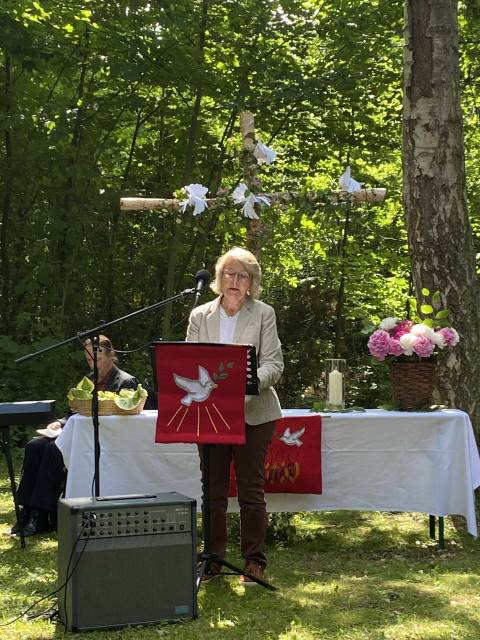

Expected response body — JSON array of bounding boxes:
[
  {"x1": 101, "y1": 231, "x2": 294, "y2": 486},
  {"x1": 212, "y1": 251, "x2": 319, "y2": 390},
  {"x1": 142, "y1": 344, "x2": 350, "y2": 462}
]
[
  {"x1": 436, "y1": 327, "x2": 459, "y2": 347},
  {"x1": 391, "y1": 320, "x2": 413, "y2": 339},
  {"x1": 388, "y1": 338, "x2": 404, "y2": 357},
  {"x1": 412, "y1": 335, "x2": 435, "y2": 358},
  {"x1": 368, "y1": 330, "x2": 391, "y2": 361}
]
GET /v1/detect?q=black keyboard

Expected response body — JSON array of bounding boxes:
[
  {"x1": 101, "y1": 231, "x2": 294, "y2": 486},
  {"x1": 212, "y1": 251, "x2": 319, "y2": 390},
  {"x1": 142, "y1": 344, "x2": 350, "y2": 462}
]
[{"x1": 0, "y1": 401, "x2": 56, "y2": 427}]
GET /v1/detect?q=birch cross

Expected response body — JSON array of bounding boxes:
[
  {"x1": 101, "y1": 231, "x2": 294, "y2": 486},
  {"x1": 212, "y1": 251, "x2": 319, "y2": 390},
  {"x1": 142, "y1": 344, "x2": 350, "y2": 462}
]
[{"x1": 120, "y1": 112, "x2": 386, "y2": 256}]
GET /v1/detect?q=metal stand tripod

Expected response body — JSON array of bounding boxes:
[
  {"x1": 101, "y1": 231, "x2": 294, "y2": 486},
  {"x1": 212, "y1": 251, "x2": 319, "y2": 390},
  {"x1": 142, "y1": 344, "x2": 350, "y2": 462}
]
[{"x1": 196, "y1": 443, "x2": 276, "y2": 591}]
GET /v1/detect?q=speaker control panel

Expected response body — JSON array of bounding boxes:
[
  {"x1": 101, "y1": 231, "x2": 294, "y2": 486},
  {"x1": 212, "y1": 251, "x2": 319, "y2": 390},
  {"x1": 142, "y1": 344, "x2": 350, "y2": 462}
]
[{"x1": 76, "y1": 504, "x2": 193, "y2": 539}]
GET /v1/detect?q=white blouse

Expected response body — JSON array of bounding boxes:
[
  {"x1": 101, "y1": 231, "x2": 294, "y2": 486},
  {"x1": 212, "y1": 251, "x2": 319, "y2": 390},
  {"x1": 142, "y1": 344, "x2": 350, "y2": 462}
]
[{"x1": 219, "y1": 306, "x2": 240, "y2": 344}]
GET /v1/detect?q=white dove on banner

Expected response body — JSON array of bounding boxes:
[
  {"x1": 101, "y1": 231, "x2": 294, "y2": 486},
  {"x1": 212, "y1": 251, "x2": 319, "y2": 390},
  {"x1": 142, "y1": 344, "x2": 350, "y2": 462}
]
[
  {"x1": 232, "y1": 183, "x2": 270, "y2": 219},
  {"x1": 279, "y1": 426, "x2": 306, "y2": 447},
  {"x1": 173, "y1": 365, "x2": 218, "y2": 406},
  {"x1": 338, "y1": 166, "x2": 363, "y2": 193},
  {"x1": 180, "y1": 183, "x2": 208, "y2": 216},
  {"x1": 253, "y1": 141, "x2": 277, "y2": 165}
]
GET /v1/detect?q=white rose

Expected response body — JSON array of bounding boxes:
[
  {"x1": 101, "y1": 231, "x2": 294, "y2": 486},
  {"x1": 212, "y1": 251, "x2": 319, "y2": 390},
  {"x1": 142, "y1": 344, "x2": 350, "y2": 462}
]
[
  {"x1": 432, "y1": 332, "x2": 446, "y2": 348},
  {"x1": 399, "y1": 333, "x2": 418, "y2": 356},
  {"x1": 411, "y1": 323, "x2": 436, "y2": 342},
  {"x1": 379, "y1": 317, "x2": 398, "y2": 331}
]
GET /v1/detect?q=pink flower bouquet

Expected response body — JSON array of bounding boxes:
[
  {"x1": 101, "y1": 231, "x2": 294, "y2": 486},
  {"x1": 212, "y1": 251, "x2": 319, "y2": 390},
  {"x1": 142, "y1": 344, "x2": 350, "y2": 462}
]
[{"x1": 367, "y1": 317, "x2": 459, "y2": 362}]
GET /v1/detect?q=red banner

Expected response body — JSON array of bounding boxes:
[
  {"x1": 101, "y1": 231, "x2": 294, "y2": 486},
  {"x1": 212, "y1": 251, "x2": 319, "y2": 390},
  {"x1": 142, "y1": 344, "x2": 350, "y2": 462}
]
[
  {"x1": 229, "y1": 414, "x2": 322, "y2": 495},
  {"x1": 155, "y1": 343, "x2": 247, "y2": 445}
]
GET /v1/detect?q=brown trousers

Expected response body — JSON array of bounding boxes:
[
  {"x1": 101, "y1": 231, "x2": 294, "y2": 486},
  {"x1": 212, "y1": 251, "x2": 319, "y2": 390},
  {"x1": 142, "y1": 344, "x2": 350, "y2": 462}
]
[{"x1": 199, "y1": 420, "x2": 276, "y2": 568}]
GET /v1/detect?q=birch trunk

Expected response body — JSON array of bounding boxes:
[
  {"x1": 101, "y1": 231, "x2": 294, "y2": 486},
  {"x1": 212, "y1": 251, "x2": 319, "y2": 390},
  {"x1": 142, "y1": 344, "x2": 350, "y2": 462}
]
[
  {"x1": 240, "y1": 111, "x2": 263, "y2": 257},
  {"x1": 403, "y1": 0, "x2": 480, "y2": 434}
]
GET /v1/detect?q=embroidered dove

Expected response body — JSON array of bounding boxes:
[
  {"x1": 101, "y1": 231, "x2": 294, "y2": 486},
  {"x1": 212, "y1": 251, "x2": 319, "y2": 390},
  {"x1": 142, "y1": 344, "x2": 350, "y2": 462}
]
[
  {"x1": 173, "y1": 365, "x2": 218, "y2": 406},
  {"x1": 279, "y1": 426, "x2": 306, "y2": 447}
]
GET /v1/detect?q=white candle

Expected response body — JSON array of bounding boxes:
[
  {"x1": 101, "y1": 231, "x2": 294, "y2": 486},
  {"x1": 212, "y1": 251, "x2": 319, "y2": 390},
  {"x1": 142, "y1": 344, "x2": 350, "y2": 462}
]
[{"x1": 328, "y1": 368, "x2": 343, "y2": 406}]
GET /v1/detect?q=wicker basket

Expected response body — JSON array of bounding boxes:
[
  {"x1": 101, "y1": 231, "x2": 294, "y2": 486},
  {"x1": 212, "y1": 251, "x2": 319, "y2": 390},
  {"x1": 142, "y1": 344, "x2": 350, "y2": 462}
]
[
  {"x1": 390, "y1": 360, "x2": 436, "y2": 410},
  {"x1": 69, "y1": 396, "x2": 146, "y2": 416},
  {"x1": 69, "y1": 398, "x2": 118, "y2": 416}
]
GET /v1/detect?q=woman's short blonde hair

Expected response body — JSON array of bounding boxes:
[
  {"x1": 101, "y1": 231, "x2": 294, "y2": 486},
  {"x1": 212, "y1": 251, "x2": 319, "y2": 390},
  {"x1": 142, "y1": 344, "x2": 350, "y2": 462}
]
[{"x1": 210, "y1": 247, "x2": 262, "y2": 298}]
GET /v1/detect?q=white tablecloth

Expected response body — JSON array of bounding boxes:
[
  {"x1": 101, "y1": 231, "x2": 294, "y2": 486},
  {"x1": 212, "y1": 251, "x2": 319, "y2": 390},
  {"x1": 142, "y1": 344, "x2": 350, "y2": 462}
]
[{"x1": 56, "y1": 409, "x2": 480, "y2": 536}]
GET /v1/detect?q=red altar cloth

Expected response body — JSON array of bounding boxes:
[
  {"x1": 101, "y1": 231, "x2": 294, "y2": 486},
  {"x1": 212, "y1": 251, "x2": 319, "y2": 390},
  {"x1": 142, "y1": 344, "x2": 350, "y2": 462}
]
[{"x1": 229, "y1": 414, "x2": 322, "y2": 495}]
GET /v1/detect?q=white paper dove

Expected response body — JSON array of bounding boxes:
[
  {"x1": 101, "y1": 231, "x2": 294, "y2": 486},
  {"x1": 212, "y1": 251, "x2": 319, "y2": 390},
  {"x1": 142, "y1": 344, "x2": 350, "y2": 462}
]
[
  {"x1": 173, "y1": 365, "x2": 218, "y2": 406},
  {"x1": 232, "y1": 183, "x2": 270, "y2": 219},
  {"x1": 338, "y1": 166, "x2": 363, "y2": 193},
  {"x1": 180, "y1": 183, "x2": 208, "y2": 216},
  {"x1": 253, "y1": 141, "x2": 277, "y2": 165}
]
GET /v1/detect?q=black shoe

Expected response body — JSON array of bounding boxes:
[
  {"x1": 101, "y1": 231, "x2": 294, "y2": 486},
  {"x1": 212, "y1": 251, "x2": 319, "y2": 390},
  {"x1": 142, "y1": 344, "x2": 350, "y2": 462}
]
[{"x1": 21, "y1": 509, "x2": 53, "y2": 537}]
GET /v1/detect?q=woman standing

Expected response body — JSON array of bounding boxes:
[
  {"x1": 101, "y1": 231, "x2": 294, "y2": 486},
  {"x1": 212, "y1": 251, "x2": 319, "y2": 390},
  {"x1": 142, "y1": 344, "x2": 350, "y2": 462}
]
[{"x1": 187, "y1": 247, "x2": 284, "y2": 584}]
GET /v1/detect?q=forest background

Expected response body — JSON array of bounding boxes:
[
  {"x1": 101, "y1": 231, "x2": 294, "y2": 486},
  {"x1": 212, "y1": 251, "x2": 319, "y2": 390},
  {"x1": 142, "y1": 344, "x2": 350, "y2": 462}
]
[{"x1": 1, "y1": 0, "x2": 480, "y2": 431}]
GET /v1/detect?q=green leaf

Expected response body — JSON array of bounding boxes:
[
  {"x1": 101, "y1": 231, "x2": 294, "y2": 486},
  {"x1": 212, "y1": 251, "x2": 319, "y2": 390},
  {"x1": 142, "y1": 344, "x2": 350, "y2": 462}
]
[
  {"x1": 218, "y1": 373, "x2": 228, "y2": 380},
  {"x1": 114, "y1": 395, "x2": 142, "y2": 410},
  {"x1": 226, "y1": 362, "x2": 234, "y2": 369},
  {"x1": 423, "y1": 318, "x2": 434, "y2": 328},
  {"x1": 435, "y1": 309, "x2": 450, "y2": 319},
  {"x1": 76, "y1": 376, "x2": 94, "y2": 392},
  {"x1": 432, "y1": 291, "x2": 442, "y2": 304},
  {"x1": 437, "y1": 318, "x2": 451, "y2": 328},
  {"x1": 421, "y1": 288, "x2": 430, "y2": 296},
  {"x1": 420, "y1": 304, "x2": 433, "y2": 315},
  {"x1": 68, "y1": 388, "x2": 92, "y2": 399}
]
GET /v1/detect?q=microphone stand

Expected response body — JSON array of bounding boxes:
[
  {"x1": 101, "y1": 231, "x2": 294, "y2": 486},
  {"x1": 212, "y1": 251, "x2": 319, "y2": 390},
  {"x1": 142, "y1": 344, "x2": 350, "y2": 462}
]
[{"x1": 16, "y1": 287, "x2": 197, "y2": 498}]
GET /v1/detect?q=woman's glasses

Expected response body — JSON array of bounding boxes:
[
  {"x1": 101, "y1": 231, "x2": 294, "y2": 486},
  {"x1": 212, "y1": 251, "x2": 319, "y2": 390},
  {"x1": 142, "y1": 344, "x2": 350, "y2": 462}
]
[{"x1": 222, "y1": 269, "x2": 250, "y2": 281}]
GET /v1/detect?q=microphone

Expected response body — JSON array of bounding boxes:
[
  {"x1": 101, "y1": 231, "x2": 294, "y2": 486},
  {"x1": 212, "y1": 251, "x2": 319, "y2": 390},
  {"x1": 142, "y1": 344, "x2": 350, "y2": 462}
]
[{"x1": 194, "y1": 269, "x2": 211, "y2": 298}]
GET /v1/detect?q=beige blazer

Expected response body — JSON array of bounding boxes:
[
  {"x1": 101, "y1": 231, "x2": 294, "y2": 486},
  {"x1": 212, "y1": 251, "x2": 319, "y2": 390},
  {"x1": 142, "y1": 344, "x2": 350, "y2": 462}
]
[{"x1": 187, "y1": 296, "x2": 284, "y2": 426}]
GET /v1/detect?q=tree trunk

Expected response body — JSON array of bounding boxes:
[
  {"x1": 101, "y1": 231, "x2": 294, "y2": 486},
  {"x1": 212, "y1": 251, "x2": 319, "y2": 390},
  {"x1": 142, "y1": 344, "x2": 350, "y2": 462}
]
[
  {"x1": 403, "y1": 0, "x2": 480, "y2": 434},
  {"x1": 58, "y1": 28, "x2": 91, "y2": 329},
  {"x1": 0, "y1": 51, "x2": 13, "y2": 332},
  {"x1": 161, "y1": 0, "x2": 209, "y2": 339}
]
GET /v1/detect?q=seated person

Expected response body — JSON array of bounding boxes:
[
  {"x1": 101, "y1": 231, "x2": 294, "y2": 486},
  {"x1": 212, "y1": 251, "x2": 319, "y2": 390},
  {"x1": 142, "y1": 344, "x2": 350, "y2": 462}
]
[{"x1": 12, "y1": 335, "x2": 144, "y2": 537}]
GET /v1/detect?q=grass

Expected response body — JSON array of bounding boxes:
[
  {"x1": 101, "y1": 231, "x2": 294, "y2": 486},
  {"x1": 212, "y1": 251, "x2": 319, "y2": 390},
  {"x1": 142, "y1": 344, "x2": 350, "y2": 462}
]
[{"x1": 1, "y1": 463, "x2": 480, "y2": 639}]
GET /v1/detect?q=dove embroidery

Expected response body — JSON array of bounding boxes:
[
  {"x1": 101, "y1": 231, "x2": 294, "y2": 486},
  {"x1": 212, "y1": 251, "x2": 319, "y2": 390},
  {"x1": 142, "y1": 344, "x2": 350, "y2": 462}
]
[
  {"x1": 279, "y1": 426, "x2": 306, "y2": 447},
  {"x1": 173, "y1": 365, "x2": 218, "y2": 406}
]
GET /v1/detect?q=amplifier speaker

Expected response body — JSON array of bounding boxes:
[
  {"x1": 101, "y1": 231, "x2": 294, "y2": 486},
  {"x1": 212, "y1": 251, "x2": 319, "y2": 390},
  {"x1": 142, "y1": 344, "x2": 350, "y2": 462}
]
[{"x1": 57, "y1": 493, "x2": 197, "y2": 630}]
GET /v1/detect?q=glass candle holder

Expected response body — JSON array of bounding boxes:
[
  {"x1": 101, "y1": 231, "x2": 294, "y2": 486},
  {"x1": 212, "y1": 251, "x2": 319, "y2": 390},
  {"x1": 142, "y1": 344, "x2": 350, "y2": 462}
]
[{"x1": 325, "y1": 359, "x2": 346, "y2": 410}]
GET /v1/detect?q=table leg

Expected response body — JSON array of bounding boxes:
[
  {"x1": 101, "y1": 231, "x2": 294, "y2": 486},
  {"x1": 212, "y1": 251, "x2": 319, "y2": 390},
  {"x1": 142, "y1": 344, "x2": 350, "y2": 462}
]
[
  {"x1": 438, "y1": 516, "x2": 445, "y2": 549},
  {"x1": 428, "y1": 514, "x2": 445, "y2": 549},
  {"x1": 0, "y1": 426, "x2": 26, "y2": 549}
]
